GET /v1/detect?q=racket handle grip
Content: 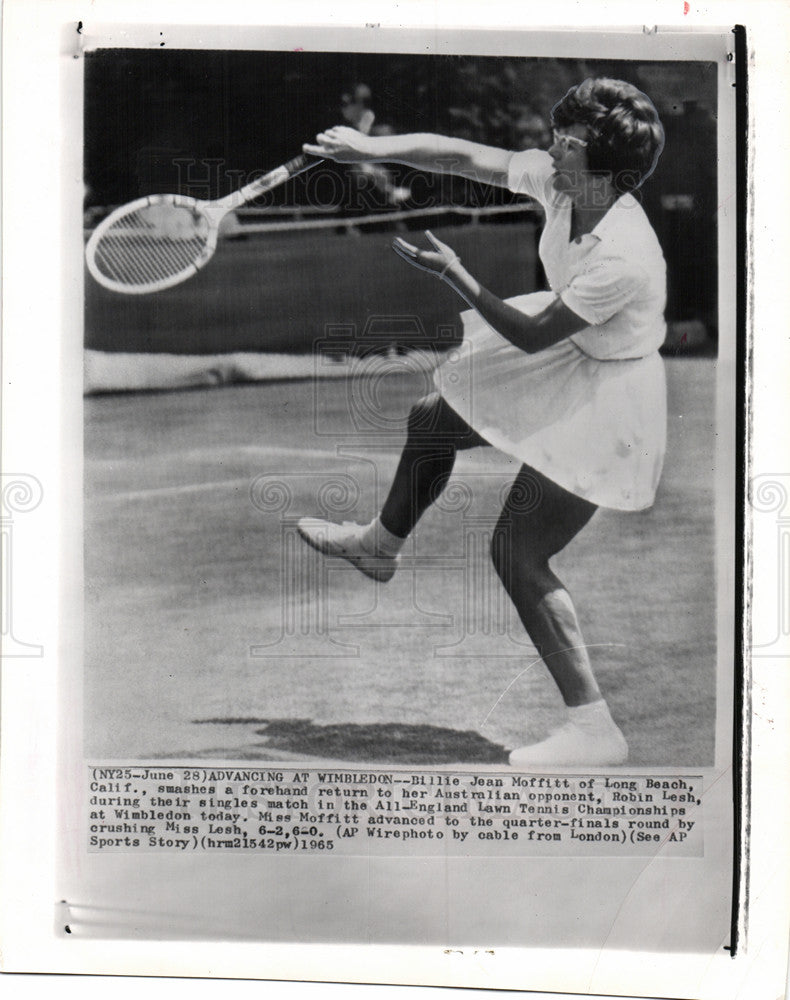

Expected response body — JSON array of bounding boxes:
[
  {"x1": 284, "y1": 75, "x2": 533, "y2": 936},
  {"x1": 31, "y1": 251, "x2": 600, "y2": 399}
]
[
  {"x1": 283, "y1": 152, "x2": 322, "y2": 178},
  {"x1": 219, "y1": 153, "x2": 322, "y2": 208}
]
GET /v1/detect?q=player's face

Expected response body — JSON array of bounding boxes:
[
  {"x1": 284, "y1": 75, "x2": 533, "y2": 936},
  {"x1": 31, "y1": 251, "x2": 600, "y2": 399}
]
[{"x1": 549, "y1": 125, "x2": 590, "y2": 197}]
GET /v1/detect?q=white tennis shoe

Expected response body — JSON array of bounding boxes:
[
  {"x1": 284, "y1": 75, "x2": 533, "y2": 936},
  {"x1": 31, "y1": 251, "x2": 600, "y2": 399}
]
[
  {"x1": 296, "y1": 517, "x2": 400, "y2": 582},
  {"x1": 509, "y1": 719, "x2": 628, "y2": 768}
]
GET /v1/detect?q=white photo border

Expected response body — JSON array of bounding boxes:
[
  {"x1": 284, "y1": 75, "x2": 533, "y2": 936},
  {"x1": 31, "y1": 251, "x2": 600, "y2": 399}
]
[{"x1": 1, "y1": 3, "x2": 787, "y2": 1000}]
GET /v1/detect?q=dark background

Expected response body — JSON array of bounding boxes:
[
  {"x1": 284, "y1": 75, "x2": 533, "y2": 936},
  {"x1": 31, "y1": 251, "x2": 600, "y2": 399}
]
[{"x1": 84, "y1": 50, "x2": 718, "y2": 354}]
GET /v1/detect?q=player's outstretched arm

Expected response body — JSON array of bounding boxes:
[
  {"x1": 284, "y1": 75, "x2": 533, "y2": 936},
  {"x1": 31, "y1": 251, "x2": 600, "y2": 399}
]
[{"x1": 303, "y1": 126, "x2": 513, "y2": 186}]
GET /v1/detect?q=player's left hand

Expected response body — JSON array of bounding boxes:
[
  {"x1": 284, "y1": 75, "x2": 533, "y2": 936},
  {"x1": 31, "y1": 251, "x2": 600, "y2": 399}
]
[
  {"x1": 392, "y1": 231, "x2": 461, "y2": 279},
  {"x1": 303, "y1": 125, "x2": 375, "y2": 162}
]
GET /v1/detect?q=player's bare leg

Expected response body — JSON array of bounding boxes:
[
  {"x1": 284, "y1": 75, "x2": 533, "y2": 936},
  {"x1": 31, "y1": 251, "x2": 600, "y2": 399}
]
[
  {"x1": 297, "y1": 393, "x2": 486, "y2": 578},
  {"x1": 378, "y1": 393, "x2": 487, "y2": 536},
  {"x1": 492, "y1": 465, "x2": 628, "y2": 767}
]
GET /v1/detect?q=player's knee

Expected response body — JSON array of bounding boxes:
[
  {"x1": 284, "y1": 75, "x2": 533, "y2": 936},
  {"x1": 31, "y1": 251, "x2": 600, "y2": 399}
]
[{"x1": 406, "y1": 392, "x2": 442, "y2": 435}]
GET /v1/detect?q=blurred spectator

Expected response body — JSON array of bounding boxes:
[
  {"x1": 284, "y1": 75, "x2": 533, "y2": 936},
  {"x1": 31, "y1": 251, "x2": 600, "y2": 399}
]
[{"x1": 342, "y1": 84, "x2": 411, "y2": 210}]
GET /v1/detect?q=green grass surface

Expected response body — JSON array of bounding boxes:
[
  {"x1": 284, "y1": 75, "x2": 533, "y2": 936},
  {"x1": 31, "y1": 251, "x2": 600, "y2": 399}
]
[{"x1": 85, "y1": 360, "x2": 718, "y2": 765}]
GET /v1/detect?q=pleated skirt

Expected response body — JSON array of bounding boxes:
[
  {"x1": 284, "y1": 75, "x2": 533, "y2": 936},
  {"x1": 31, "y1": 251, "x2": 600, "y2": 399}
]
[{"x1": 434, "y1": 292, "x2": 667, "y2": 511}]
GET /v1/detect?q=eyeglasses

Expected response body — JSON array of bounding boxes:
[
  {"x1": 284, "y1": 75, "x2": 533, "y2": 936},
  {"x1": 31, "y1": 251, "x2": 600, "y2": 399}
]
[{"x1": 552, "y1": 129, "x2": 589, "y2": 152}]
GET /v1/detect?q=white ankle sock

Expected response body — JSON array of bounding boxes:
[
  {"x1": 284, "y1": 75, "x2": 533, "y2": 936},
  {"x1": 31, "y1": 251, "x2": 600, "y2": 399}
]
[{"x1": 362, "y1": 516, "x2": 406, "y2": 557}]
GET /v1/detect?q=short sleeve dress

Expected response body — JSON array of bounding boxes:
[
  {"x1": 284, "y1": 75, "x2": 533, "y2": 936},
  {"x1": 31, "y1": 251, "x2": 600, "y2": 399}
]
[{"x1": 434, "y1": 149, "x2": 668, "y2": 511}]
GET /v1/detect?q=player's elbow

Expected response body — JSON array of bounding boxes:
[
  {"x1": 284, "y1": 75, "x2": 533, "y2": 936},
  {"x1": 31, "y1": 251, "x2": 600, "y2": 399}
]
[{"x1": 516, "y1": 316, "x2": 545, "y2": 353}]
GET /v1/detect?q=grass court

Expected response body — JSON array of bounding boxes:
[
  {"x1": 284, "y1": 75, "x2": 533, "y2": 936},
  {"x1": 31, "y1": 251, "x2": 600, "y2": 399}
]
[{"x1": 85, "y1": 358, "x2": 717, "y2": 767}]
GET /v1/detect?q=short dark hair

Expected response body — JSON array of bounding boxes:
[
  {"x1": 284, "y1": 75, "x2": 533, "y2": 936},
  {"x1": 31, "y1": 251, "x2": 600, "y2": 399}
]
[{"x1": 551, "y1": 78, "x2": 665, "y2": 194}]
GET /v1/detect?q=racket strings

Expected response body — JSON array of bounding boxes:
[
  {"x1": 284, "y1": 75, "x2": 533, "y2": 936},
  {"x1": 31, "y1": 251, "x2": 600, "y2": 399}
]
[{"x1": 91, "y1": 207, "x2": 210, "y2": 288}]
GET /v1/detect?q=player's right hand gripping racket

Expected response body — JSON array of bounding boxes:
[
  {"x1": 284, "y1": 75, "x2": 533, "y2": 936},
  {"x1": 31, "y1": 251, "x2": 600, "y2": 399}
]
[
  {"x1": 86, "y1": 111, "x2": 375, "y2": 296},
  {"x1": 85, "y1": 153, "x2": 322, "y2": 295}
]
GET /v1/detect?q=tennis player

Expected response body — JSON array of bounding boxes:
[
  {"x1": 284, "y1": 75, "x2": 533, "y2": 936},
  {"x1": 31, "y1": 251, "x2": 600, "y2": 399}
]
[{"x1": 299, "y1": 78, "x2": 667, "y2": 767}]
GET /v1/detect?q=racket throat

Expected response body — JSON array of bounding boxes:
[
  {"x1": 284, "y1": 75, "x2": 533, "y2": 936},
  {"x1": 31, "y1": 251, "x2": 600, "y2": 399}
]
[{"x1": 199, "y1": 203, "x2": 235, "y2": 227}]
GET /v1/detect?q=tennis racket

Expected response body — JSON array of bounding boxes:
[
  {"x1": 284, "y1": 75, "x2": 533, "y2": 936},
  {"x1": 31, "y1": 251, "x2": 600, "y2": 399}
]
[
  {"x1": 86, "y1": 110, "x2": 376, "y2": 296},
  {"x1": 85, "y1": 153, "x2": 325, "y2": 295}
]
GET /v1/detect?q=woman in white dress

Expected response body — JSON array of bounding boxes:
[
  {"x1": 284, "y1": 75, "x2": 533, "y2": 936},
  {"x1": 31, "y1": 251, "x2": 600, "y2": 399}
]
[{"x1": 298, "y1": 78, "x2": 667, "y2": 767}]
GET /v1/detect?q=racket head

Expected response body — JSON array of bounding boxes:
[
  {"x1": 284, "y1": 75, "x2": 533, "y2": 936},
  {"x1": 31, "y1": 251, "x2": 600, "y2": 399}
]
[{"x1": 85, "y1": 194, "x2": 221, "y2": 295}]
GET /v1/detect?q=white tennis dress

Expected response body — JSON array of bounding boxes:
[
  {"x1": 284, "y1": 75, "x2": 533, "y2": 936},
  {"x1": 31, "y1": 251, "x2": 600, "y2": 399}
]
[{"x1": 435, "y1": 149, "x2": 668, "y2": 511}]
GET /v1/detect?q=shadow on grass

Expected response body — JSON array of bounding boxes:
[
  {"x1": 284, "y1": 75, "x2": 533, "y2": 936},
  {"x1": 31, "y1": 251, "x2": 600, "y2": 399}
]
[{"x1": 193, "y1": 717, "x2": 509, "y2": 765}]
